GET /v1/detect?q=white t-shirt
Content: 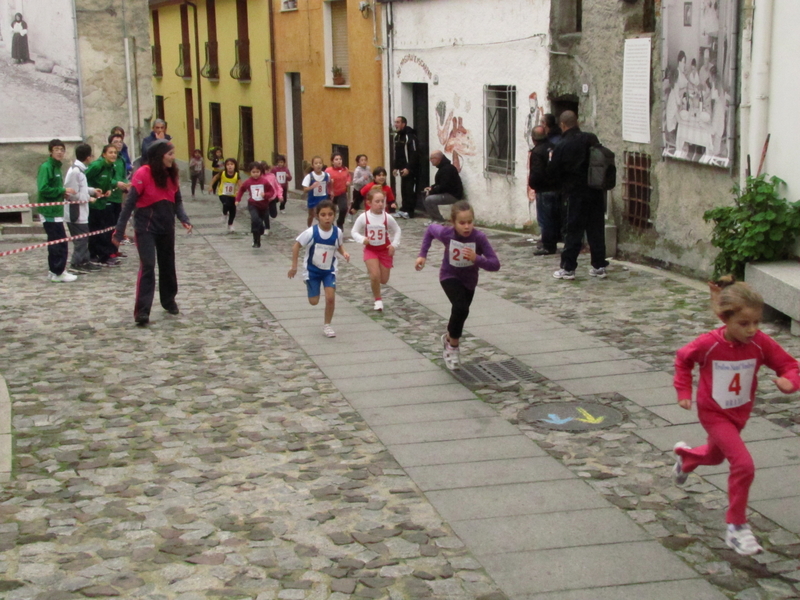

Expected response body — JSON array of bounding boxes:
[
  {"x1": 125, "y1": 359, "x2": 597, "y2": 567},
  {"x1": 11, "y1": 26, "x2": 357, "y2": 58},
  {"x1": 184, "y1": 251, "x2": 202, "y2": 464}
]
[
  {"x1": 350, "y1": 211, "x2": 402, "y2": 248},
  {"x1": 302, "y1": 171, "x2": 329, "y2": 201},
  {"x1": 296, "y1": 225, "x2": 343, "y2": 279}
]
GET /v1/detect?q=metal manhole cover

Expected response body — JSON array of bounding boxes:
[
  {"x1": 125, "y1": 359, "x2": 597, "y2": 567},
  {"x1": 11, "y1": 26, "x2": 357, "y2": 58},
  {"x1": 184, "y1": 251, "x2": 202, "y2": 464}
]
[
  {"x1": 450, "y1": 359, "x2": 539, "y2": 388},
  {"x1": 519, "y1": 401, "x2": 625, "y2": 431}
]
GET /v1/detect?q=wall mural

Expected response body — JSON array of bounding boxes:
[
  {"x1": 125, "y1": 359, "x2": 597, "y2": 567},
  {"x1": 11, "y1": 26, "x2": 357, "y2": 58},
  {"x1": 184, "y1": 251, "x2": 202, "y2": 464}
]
[
  {"x1": 435, "y1": 100, "x2": 475, "y2": 173},
  {"x1": 524, "y1": 92, "x2": 544, "y2": 151},
  {"x1": 661, "y1": 0, "x2": 736, "y2": 168}
]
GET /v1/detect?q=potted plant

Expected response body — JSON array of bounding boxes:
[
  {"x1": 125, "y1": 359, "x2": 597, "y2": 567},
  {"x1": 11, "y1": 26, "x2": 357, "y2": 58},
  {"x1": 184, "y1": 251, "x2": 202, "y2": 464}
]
[{"x1": 331, "y1": 66, "x2": 345, "y2": 86}]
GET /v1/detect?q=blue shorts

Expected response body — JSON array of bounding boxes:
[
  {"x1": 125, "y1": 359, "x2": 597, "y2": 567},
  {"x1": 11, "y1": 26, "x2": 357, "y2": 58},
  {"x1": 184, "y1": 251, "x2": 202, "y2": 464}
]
[
  {"x1": 307, "y1": 194, "x2": 327, "y2": 210},
  {"x1": 305, "y1": 272, "x2": 336, "y2": 297}
]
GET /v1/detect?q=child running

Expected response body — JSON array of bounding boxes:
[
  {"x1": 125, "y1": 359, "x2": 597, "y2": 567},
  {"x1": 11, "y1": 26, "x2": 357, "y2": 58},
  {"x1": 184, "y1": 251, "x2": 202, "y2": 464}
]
[
  {"x1": 210, "y1": 158, "x2": 240, "y2": 233},
  {"x1": 350, "y1": 154, "x2": 372, "y2": 216},
  {"x1": 209, "y1": 147, "x2": 224, "y2": 194},
  {"x1": 415, "y1": 201, "x2": 500, "y2": 370},
  {"x1": 271, "y1": 154, "x2": 292, "y2": 213},
  {"x1": 288, "y1": 200, "x2": 350, "y2": 338},
  {"x1": 351, "y1": 188, "x2": 401, "y2": 312},
  {"x1": 360, "y1": 167, "x2": 396, "y2": 213},
  {"x1": 672, "y1": 278, "x2": 800, "y2": 555},
  {"x1": 325, "y1": 152, "x2": 352, "y2": 230},
  {"x1": 302, "y1": 156, "x2": 332, "y2": 227},
  {"x1": 189, "y1": 149, "x2": 205, "y2": 198},
  {"x1": 235, "y1": 161, "x2": 282, "y2": 248}
]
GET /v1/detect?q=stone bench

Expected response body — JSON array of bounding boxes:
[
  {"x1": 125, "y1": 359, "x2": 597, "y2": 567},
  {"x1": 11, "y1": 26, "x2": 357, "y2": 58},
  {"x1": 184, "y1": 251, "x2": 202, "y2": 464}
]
[
  {"x1": 745, "y1": 261, "x2": 800, "y2": 335},
  {"x1": 0, "y1": 193, "x2": 34, "y2": 226}
]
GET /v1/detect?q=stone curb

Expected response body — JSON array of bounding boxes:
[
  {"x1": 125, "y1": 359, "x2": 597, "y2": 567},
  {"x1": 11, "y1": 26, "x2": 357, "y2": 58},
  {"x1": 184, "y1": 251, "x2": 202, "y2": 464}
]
[{"x1": 0, "y1": 373, "x2": 11, "y2": 482}]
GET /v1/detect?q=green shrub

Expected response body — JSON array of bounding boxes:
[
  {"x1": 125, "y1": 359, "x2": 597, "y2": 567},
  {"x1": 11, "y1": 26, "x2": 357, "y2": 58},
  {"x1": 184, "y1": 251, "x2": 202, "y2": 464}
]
[{"x1": 703, "y1": 174, "x2": 800, "y2": 279}]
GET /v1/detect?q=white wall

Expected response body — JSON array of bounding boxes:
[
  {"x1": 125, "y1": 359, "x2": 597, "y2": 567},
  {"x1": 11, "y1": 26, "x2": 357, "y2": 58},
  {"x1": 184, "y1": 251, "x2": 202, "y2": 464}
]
[
  {"x1": 765, "y1": 0, "x2": 800, "y2": 200},
  {"x1": 388, "y1": 0, "x2": 551, "y2": 226}
]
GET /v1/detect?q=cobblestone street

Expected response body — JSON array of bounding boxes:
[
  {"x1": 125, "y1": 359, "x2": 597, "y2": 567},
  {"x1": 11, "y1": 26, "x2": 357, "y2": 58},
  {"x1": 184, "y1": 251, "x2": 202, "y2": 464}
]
[{"x1": 1, "y1": 190, "x2": 800, "y2": 599}]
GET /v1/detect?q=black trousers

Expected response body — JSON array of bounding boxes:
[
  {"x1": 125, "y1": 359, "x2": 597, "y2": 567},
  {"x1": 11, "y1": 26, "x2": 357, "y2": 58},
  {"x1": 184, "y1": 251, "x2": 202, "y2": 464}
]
[
  {"x1": 190, "y1": 172, "x2": 204, "y2": 196},
  {"x1": 536, "y1": 191, "x2": 562, "y2": 253},
  {"x1": 134, "y1": 229, "x2": 177, "y2": 320},
  {"x1": 560, "y1": 192, "x2": 608, "y2": 272},
  {"x1": 400, "y1": 174, "x2": 417, "y2": 217},
  {"x1": 43, "y1": 221, "x2": 68, "y2": 275},
  {"x1": 219, "y1": 196, "x2": 236, "y2": 225},
  {"x1": 352, "y1": 188, "x2": 365, "y2": 212},
  {"x1": 441, "y1": 278, "x2": 475, "y2": 340},
  {"x1": 280, "y1": 185, "x2": 289, "y2": 210},
  {"x1": 88, "y1": 206, "x2": 115, "y2": 262},
  {"x1": 333, "y1": 193, "x2": 348, "y2": 228},
  {"x1": 248, "y1": 202, "x2": 278, "y2": 236}
]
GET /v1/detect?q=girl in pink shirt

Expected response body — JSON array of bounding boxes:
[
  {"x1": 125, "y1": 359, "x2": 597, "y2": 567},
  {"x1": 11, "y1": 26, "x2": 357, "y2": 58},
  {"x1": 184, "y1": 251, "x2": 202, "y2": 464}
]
[
  {"x1": 673, "y1": 279, "x2": 800, "y2": 555},
  {"x1": 235, "y1": 162, "x2": 282, "y2": 248},
  {"x1": 325, "y1": 152, "x2": 351, "y2": 230}
]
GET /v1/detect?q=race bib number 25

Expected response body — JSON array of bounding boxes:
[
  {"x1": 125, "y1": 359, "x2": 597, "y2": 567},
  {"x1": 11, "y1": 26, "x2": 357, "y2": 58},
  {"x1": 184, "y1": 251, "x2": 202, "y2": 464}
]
[{"x1": 712, "y1": 359, "x2": 757, "y2": 409}]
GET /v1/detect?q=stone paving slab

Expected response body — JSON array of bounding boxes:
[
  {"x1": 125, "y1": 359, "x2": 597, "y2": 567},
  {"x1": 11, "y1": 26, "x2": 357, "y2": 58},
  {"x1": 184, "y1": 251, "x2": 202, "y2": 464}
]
[
  {"x1": 621, "y1": 385, "x2": 681, "y2": 407},
  {"x1": 635, "y1": 416, "x2": 795, "y2": 451},
  {"x1": 371, "y1": 417, "x2": 520, "y2": 445},
  {"x1": 426, "y1": 480, "x2": 610, "y2": 521},
  {"x1": 465, "y1": 321, "x2": 572, "y2": 336},
  {"x1": 646, "y1": 402, "x2": 700, "y2": 425},
  {"x1": 359, "y1": 400, "x2": 498, "y2": 426},
  {"x1": 329, "y1": 370, "x2": 456, "y2": 394},
  {"x1": 465, "y1": 328, "x2": 588, "y2": 344},
  {"x1": 700, "y1": 436, "x2": 800, "y2": 474},
  {"x1": 281, "y1": 319, "x2": 387, "y2": 336},
  {"x1": 405, "y1": 456, "x2": 574, "y2": 491},
  {"x1": 556, "y1": 371, "x2": 675, "y2": 395},
  {"x1": 479, "y1": 541, "x2": 699, "y2": 597},
  {"x1": 535, "y1": 359, "x2": 657, "y2": 381},
  {"x1": 501, "y1": 336, "x2": 610, "y2": 356},
  {"x1": 515, "y1": 346, "x2": 633, "y2": 368},
  {"x1": 318, "y1": 357, "x2": 442, "y2": 379},
  {"x1": 388, "y1": 435, "x2": 546, "y2": 467},
  {"x1": 706, "y1": 465, "x2": 800, "y2": 501},
  {"x1": 311, "y1": 347, "x2": 424, "y2": 367},
  {"x1": 751, "y1": 497, "x2": 800, "y2": 533},
  {"x1": 345, "y1": 383, "x2": 477, "y2": 408},
  {"x1": 302, "y1": 336, "x2": 411, "y2": 356},
  {"x1": 518, "y1": 579, "x2": 729, "y2": 600},
  {"x1": 449, "y1": 507, "x2": 650, "y2": 555}
]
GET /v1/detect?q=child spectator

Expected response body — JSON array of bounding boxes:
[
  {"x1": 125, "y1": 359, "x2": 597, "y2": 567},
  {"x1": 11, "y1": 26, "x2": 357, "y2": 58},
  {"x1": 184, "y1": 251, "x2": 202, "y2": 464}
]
[
  {"x1": 36, "y1": 139, "x2": 77, "y2": 282},
  {"x1": 107, "y1": 133, "x2": 131, "y2": 258},
  {"x1": 209, "y1": 147, "x2": 224, "y2": 194},
  {"x1": 64, "y1": 143, "x2": 102, "y2": 274},
  {"x1": 86, "y1": 144, "x2": 126, "y2": 267}
]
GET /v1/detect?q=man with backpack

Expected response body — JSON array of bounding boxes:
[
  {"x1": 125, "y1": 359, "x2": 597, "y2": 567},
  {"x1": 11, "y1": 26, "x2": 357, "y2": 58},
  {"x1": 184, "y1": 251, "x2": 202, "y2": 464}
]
[{"x1": 547, "y1": 111, "x2": 612, "y2": 280}]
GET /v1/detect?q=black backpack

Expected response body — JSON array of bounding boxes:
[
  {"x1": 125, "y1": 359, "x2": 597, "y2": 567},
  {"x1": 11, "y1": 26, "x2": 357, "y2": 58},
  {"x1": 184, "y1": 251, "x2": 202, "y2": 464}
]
[{"x1": 587, "y1": 141, "x2": 616, "y2": 191}]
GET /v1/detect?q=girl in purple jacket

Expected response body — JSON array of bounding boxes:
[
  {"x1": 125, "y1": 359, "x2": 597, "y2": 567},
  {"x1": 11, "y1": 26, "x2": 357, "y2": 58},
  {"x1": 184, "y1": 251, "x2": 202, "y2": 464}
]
[{"x1": 416, "y1": 201, "x2": 500, "y2": 370}]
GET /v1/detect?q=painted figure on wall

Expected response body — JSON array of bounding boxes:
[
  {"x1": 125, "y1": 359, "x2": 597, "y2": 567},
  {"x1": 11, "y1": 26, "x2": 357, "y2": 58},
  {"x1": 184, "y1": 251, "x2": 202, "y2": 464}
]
[
  {"x1": 435, "y1": 100, "x2": 475, "y2": 173},
  {"x1": 11, "y1": 12, "x2": 30, "y2": 63},
  {"x1": 524, "y1": 92, "x2": 544, "y2": 151}
]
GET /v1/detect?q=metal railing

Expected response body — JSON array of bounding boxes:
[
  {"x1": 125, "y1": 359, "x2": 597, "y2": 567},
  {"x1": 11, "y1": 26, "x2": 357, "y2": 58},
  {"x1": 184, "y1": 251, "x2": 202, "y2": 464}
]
[
  {"x1": 201, "y1": 41, "x2": 220, "y2": 81},
  {"x1": 230, "y1": 39, "x2": 251, "y2": 82},
  {"x1": 152, "y1": 45, "x2": 163, "y2": 78},
  {"x1": 175, "y1": 43, "x2": 192, "y2": 79}
]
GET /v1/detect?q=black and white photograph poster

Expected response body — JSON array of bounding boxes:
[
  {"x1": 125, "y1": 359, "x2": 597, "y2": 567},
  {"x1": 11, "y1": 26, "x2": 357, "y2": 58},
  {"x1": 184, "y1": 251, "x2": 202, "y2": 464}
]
[
  {"x1": 0, "y1": 0, "x2": 81, "y2": 143},
  {"x1": 661, "y1": 0, "x2": 736, "y2": 168}
]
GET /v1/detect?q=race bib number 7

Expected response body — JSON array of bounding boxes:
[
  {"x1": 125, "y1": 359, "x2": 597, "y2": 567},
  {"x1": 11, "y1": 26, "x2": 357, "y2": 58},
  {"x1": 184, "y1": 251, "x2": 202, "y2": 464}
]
[
  {"x1": 312, "y1": 243, "x2": 336, "y2": 270},
  {"x1": 449, "y1": 240, "x2": 476, "y2": 267},
  {"x1": 712, "y1": 359, "x2": 757, "y2": 409}
]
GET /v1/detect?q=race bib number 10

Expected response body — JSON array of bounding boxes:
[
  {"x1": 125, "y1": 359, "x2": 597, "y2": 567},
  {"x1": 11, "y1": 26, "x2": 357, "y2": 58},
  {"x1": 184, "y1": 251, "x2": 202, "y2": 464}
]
[
  {"x1": 312, "y1": 243, "x2": 336, "y2": 270},
  {"x1": 449, "y1": 240, "x2": 476, "y2": 268},
  {"x1": 712, "y1": 359, "x2": 757, "y2": 409}
]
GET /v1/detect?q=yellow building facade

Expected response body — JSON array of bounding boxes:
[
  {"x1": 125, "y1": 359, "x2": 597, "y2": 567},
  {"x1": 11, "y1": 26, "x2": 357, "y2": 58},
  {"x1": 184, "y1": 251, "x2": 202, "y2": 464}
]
[{"x1": 149, "y1": 0, "x2": 275, "y2": 167}]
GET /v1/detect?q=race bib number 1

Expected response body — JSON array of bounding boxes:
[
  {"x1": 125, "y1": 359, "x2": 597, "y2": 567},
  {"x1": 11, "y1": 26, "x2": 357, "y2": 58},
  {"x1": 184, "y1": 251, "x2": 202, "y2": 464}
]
[
  {"x1": 449, "y1": 240, "x2": 476, "y2": 268},
  {"x1": 223, "y1": 182, "x2": 235, "y2": 196},
  {"x1": 312, "y1": 243, "x2": 336, "y2": 270},
  {"x1": 712, "y1": 359, "x2": 757, "y2": 409}
]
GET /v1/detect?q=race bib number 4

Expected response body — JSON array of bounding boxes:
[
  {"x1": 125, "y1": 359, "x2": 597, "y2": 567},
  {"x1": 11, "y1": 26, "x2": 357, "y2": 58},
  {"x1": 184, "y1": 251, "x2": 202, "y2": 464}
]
[
  {"x1": 712, "y1": 359, "x2": 757, "y2": 409},
  {"x1": 312, "y1": 243, "x2": 336, "y2": 270},
  {"x1": 449, "y1": 240, "x2": 476, "y2": 267},
  {"x1": 366, "y1": 224, "x2": 386, "y2": 246},
  {"x1": 222, "y1": 182, "x2": 235, "y2": 196}
]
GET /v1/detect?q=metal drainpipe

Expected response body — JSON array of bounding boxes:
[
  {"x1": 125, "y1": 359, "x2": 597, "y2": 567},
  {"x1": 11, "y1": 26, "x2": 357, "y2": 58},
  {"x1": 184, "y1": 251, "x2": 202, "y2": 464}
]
[
  {"x1": 748, "y1": 0, "x2": 774, "y2": 175},
  {"x1": 386, "y1": 1, "x2": 394, "y2": 174},
  {"x1": 268, "y1": 0, "x2": 279, "y2": 162},
  {"x1": 185, "y1": 1, "x2": 204, "y2": 156}
]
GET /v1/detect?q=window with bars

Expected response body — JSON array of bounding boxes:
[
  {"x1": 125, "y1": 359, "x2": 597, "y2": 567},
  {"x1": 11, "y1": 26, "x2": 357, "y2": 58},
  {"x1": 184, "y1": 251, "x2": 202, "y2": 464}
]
[
  {"x1": 239, "y1": 106, "x2": 254, "y2": 167},
  {"x1": 209, "y1": 102, "x2": 223, "y2": 150},
  {"x1": 155, "y1": 96, "x2": 165, "y2": 121},
  {"x1": 325, "y1": 0, "x2": 349, "y2": 85},
  {"x1": 484, "y1": 85, "x2": 517, "y2": 176},
  {"x1": 151, "y1": 10, "x2": 163, "y2": 77},
  {"x1": 622, "y1": 151, "x2": 653, "y2": 229}
]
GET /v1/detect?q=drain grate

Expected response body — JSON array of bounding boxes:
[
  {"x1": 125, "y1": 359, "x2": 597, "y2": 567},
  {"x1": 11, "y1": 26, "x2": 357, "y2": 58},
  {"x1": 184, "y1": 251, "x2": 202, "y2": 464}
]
[{"x1": 451, "y1": 359, "x2": 538, "y2": 387}]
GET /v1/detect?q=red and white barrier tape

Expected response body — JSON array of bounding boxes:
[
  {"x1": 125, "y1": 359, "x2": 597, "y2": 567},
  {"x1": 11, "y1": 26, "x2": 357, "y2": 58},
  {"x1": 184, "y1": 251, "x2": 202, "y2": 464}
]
[
  {"x1": 0, "y1": 199, "x2": 91, "y2": 210},
  {"x1": 0, "y1": 227, "x2": 116, "y2": 258}
]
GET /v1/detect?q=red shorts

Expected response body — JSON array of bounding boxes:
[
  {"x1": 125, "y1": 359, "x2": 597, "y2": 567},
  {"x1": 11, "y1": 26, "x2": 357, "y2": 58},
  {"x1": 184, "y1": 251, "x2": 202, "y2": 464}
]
[{"x1": 364, "y1": 245, "x2": 393, "y2": 269}]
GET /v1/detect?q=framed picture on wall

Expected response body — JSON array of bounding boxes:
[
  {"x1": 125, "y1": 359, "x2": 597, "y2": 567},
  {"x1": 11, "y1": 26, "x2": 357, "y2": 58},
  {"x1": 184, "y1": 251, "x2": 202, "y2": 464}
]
[{"x1": 684, "y1": 2, "x2": 693, "y2": 26}]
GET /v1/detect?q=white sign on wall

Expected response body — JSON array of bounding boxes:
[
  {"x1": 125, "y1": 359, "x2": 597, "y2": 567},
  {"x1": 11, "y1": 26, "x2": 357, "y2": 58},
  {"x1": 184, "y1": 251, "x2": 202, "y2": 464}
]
[{"x1": 622, "y1": 37, "x2": 652, "y2": 144}]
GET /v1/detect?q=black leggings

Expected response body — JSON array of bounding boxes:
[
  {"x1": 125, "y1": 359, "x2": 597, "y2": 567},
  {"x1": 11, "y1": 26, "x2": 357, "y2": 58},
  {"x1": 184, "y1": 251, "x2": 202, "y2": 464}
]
[
  {"x1": 441, "y1": 278, "x2": 475, "y2": 340},
  {"x1": 219, "y1": 195, "x2": 236, "y2": 225},
  {"x1": 248, "y1": 202, "x2": 278, "y2": 235},
  {"x1": 333, "y1": 193, "x2": 348, "y2": 228}
]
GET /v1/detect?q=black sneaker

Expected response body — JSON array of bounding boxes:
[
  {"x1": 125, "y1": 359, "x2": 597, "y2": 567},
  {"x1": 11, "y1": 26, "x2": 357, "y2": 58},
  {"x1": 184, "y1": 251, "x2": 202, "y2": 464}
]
[
  {"x1": 135, "y1": 314, "x2": 150, "y2": 326},
  {"x1": 533, "y1": 248, "x2": 556, "y2": 256},
  {"x1": 165, "y1": 304, "x2": 180, "y2": 315},
  {"x1": 103, "y1": 258, "x2": 121, "y2": 267},
  {"x1": 71, "y1": 263, "x2": 91, "y2": 274}
]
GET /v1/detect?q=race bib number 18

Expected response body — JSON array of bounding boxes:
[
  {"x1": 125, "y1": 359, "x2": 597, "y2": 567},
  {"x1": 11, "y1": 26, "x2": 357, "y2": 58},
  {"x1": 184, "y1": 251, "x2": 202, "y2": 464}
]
[
  {"x1": 712, "y1": 359, "x2": 757, "y2": 409},
  {"x1": 223, "y1": 182, "x2": 235, "y2": 196},
  {"x1": 312, "y1": 243, "x2": 336, "y2": 270},
  {"x1": 449, "y1": 240, "x2": 476, "y2": 268}
]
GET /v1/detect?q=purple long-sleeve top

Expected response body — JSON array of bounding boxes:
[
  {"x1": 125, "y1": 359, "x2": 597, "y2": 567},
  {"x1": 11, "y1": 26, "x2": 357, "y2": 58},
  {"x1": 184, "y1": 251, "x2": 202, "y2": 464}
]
[{"x1": 418, "y1": 224, "x2": 500, "y2": 290}]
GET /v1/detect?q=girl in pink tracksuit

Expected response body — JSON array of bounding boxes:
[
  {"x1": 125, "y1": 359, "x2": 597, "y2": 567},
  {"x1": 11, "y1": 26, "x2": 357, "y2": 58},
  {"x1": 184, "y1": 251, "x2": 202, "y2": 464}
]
[{"x1": 672, "y1": 279, "x2": 800, "y2": 556}]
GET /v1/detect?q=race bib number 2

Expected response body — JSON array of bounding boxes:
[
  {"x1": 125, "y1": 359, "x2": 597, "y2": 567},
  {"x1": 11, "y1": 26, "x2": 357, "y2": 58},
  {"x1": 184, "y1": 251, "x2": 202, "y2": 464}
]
[
  {"x1": 312, "y1": 243, "x2": 336, "y2": 270},
  {"x1": 712, "y1": 359, "x2": 757, "y2": 409},
  {"x1": 449, "y1": 240, "x2": 476, "y2": 268}
]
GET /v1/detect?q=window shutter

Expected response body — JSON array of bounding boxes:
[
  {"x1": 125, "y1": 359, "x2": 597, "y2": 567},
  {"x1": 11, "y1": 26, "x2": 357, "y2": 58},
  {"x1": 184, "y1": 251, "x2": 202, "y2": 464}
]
[{"x1": 331, "y1": 1, "x2": 349, "y2": 81}]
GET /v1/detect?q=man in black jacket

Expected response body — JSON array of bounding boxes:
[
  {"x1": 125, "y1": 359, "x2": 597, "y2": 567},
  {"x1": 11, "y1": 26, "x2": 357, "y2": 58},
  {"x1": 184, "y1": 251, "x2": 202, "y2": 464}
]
[
  {"x1": 528, "y1": 126, "x2": 559, "y2": 255},
  {"x1": 547, "y1": 111, "x2": 608, "y2": 280},
  {"x1": 423, "y1": 151, "x2": 463, "y2": 222},
  {"x1": 392, "y1": 116, "x2": 419, "y2": 218}
]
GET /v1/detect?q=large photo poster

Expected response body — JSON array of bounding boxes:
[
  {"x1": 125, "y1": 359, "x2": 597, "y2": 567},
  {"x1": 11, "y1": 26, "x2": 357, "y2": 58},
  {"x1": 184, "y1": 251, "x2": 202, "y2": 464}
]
[
  {"x1": 0, "y1": 0, "x2": 81, "y2": 143},
  {"x1": 661, "y1": 0, "x2": 736, "y2": 168}
]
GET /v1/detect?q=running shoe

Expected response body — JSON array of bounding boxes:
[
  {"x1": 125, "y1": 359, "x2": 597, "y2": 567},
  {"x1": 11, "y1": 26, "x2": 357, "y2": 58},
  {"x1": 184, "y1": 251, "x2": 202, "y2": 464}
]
[
  {"x1": 374, "y1": 300, "x2": 383, "y2": 312},
  {"x1": 672, "y1": 441, "x2": 691, "y2": 486},
  {"x1": 323, "y1": 324, "x2": 336, "y2": 338},
  {"x1": 50, "y1": 271, "x2": 78, "y2": 283},
  {"x1": 553, "y1": 269, "x2": 576, "y2": 280},
  {"x1": 725, "y1": 525, "x2": 763, "y2": 556},
  {"x1": 441, "y1": 334, "x2": 461, "y2": 370},
  {"x1": 589, "y1": 267, "x2": 608, "y2": 278}
]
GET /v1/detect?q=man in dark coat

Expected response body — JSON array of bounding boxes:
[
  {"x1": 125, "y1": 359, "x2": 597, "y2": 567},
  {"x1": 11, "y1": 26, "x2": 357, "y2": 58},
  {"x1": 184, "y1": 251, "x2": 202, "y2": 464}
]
[
  {"x1": 392, "y1": 116, "x2": 420, "y2": 218},
  {"x1": 528, "y1": 126, "x2": 559, "y2": 255},
  {"x1": 547, "y1": 111, "x2": 608, "y2": 280},
  {"x1": 140, "y1": 119, "x2": 173, "y2": 163},
  {"x1": 423, "y1": 151, "x2": 464, "y2": 222}
]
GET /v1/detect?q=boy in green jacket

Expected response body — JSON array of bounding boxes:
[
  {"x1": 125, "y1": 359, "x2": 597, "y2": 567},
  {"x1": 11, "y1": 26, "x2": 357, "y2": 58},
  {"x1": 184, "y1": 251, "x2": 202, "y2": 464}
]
[
  {"x1": 108, "y1": 133, "x2": 131, "y2": 254},
  {"x1": 37, "y1": 139, "x2": 77, "y2": 282}
]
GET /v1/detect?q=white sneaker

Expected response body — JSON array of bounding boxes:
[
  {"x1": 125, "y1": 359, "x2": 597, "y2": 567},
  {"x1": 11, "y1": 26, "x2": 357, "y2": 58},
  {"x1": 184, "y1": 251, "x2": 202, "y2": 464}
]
[
  {"x1": 589, "y1": 267, "x2": 608, "y2": 278},
  {"x1": 228, "y1": 224, "x2": 235, "y2": 233},
  {"x1": 672, "y1": 441, "x2": 691, "y2": 486},
  {"x1": 323, "y1": 324, "x2": 336, "y2": 338},
  {"x1": 374, "y1": 300, "x2": 383, "y2": 312},
  {"x1": 441, "y1": 334, "x2": 461, "y2": 370},
  {"x1": 50, "y1": 271, "x2": 78, "y2": 283},
  {"x1": 553, "y1": 269, "x2": 576, "y2": 280},
  {"x1": 397, "y1": 211, "x2": 410, "y2": 219},
  {"x1": 725, "y1": 525, "x2": 763, "y2": 556},
  {"x1": 264, "y1": 230, "x2": 271, "y2": 236}
]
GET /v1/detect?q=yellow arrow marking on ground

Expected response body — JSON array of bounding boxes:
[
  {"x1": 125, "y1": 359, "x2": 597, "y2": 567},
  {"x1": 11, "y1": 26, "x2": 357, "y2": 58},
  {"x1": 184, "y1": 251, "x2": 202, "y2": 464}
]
[{"x1": 575, "y1": 407, "x2": 605, "y2": 424}]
